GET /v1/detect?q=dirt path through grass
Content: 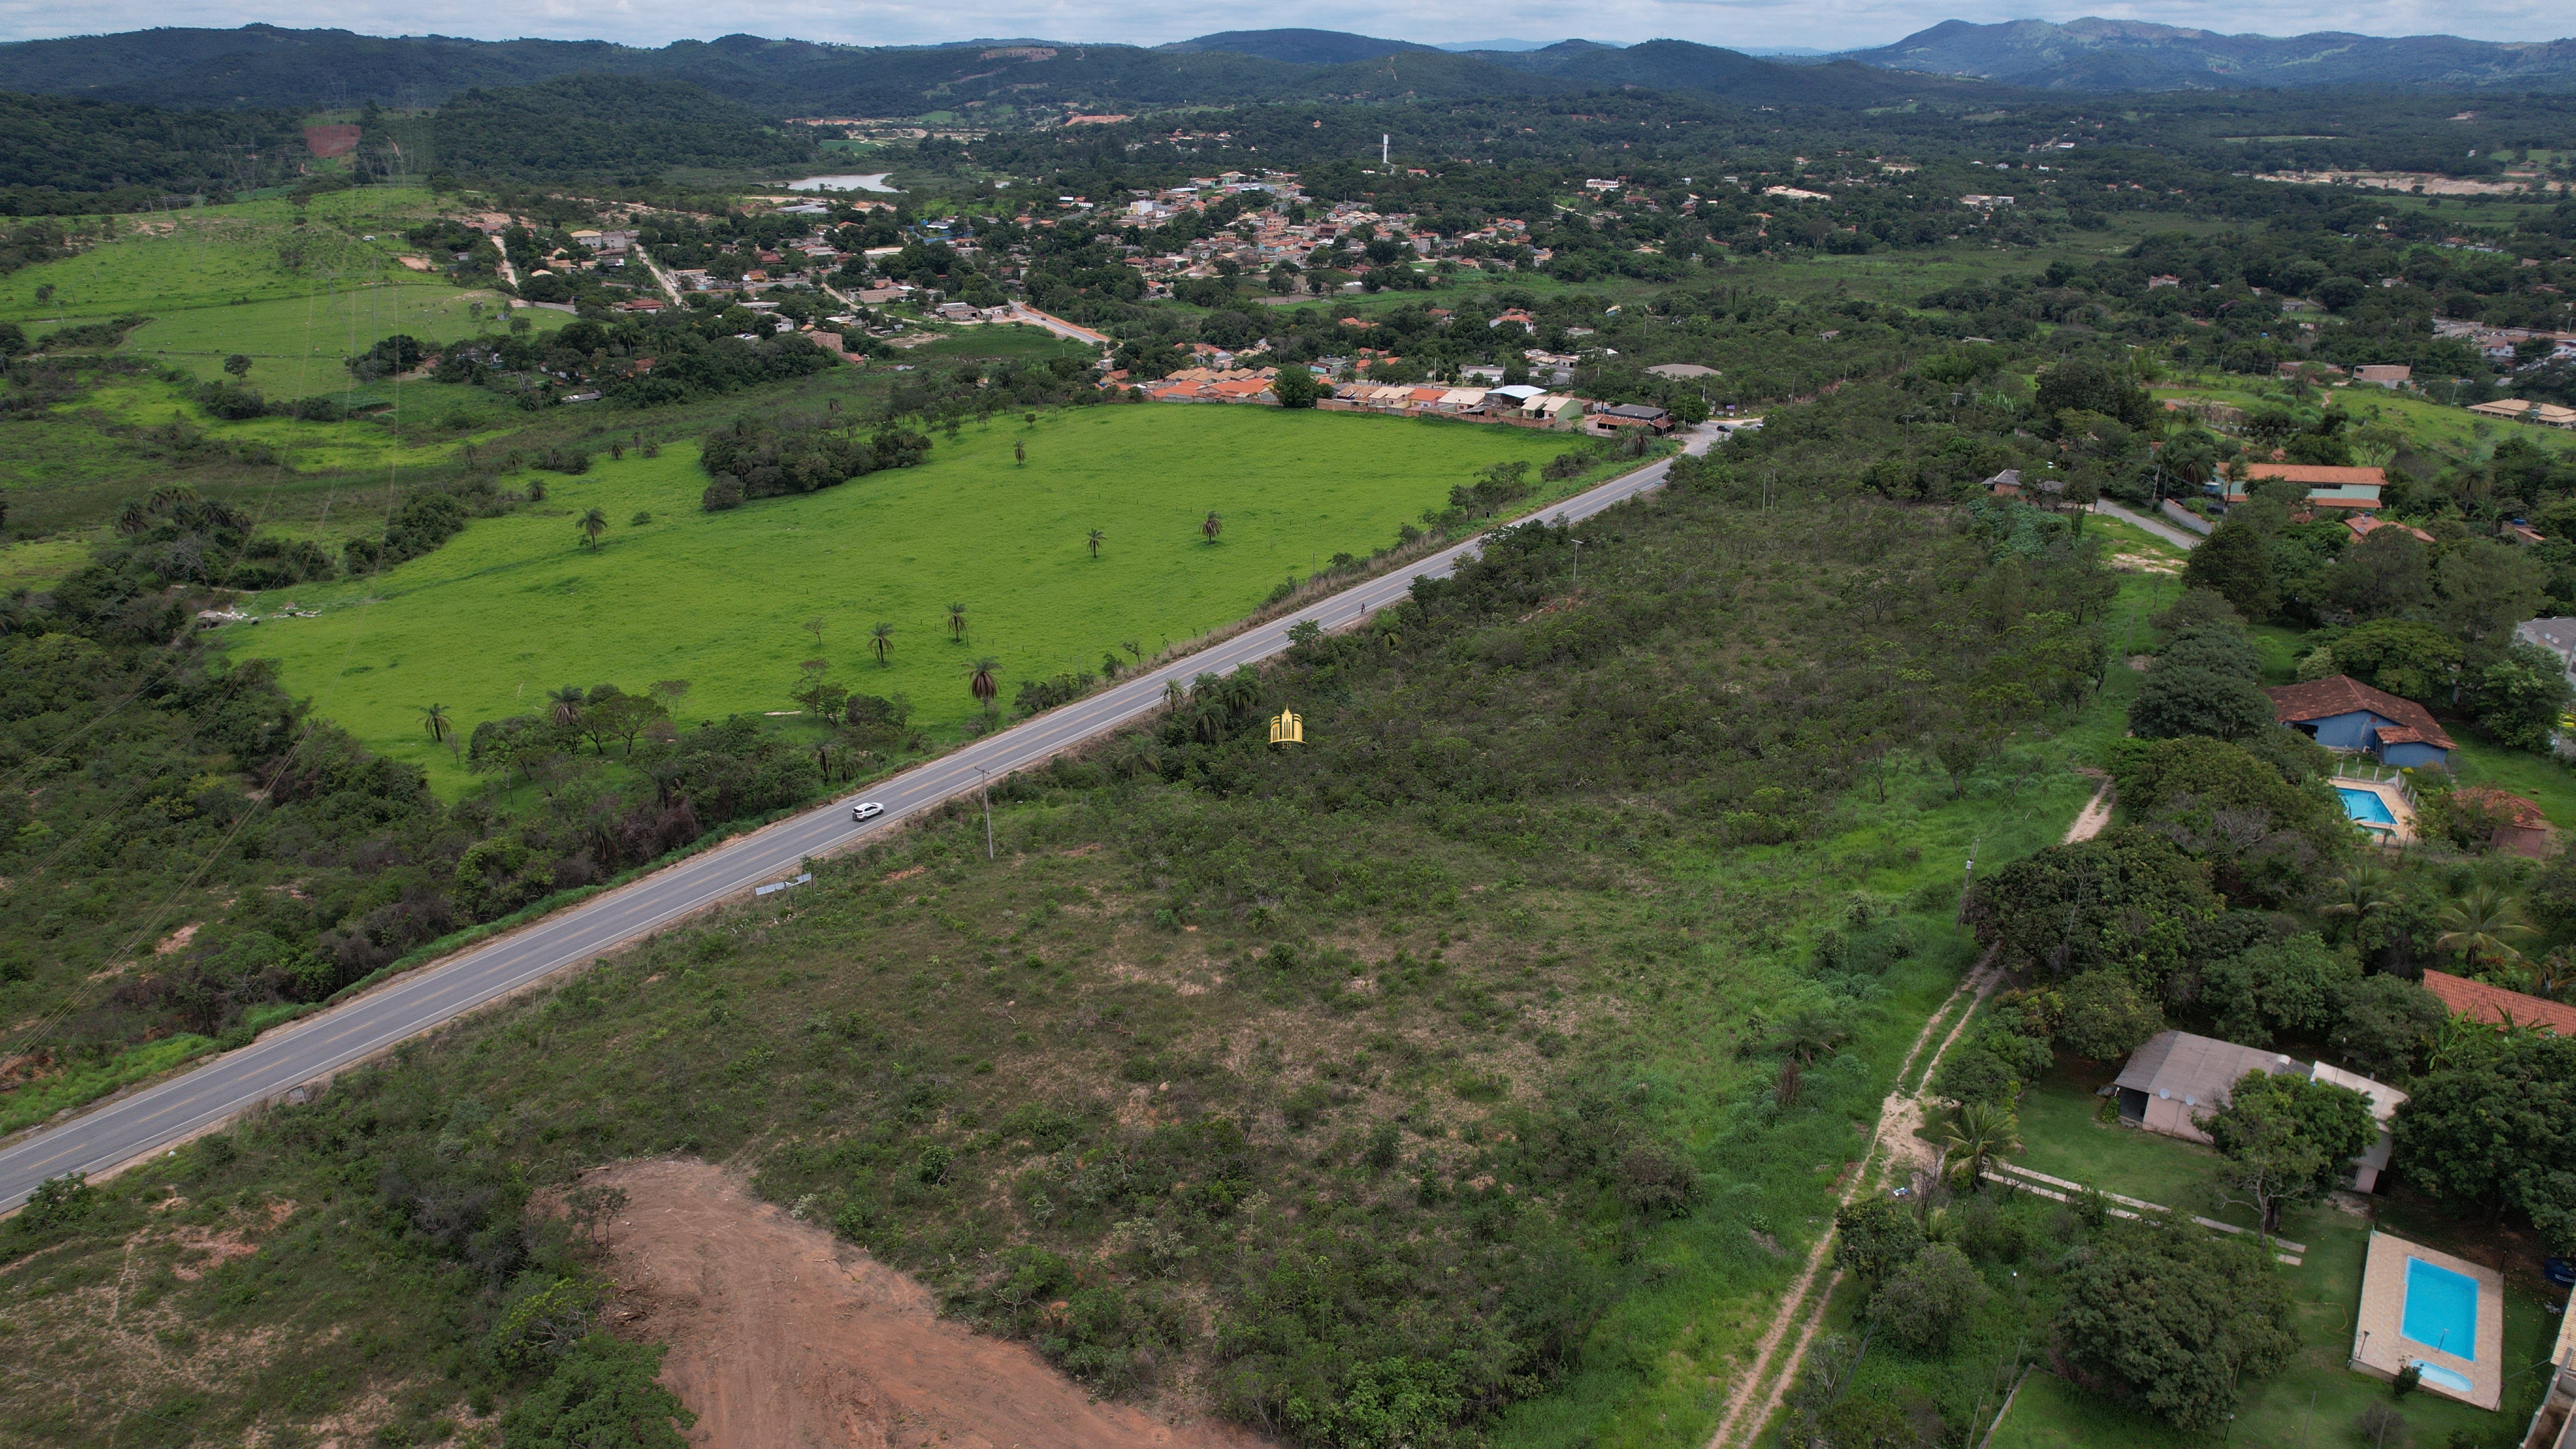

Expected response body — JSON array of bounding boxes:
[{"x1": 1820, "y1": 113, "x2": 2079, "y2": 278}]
[
  {"x1": 591, "y1": 1158, "x2": 1266, "y2": 1449},
  {"x1": 1703, "y1": 781, "x2": 2110, "y2": 1447}
]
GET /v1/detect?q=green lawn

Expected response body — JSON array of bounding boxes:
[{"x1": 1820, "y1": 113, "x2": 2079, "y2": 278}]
[
  {"x1": 2451, "y1": 736, "x2": 2576, "y2": 834},
  {"x1": 1993, "y1": 1217, "x2": 2554, "y2": 1449},
  {"x1": 223, "y1": 404, "x2": 1609, "y2": 791},
  {"x1": 1995, "y1": 1064, "x2": 2561, "y2": 1449},
  {"x1": 2013, "y1": 1060, "x2": 2227, "y2": 1212}
]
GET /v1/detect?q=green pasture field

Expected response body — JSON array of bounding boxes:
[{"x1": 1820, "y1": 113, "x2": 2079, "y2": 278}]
[
  {"x1": 0, "y1": 184, "x2": 564, "y2": 382},
  {"x1": 2155, "y1": 373, "x2": 2576, "y2": 461},
  {"x1": 0, "y1": 186, "x2": 447, "y2": 325},
  {"x1": 124, "y1": 284, "x2": 547, "y2": 381},
  {"x1": 905, "y1": 324, "x2": 1095, "y2": 363},
  {"x1": 1731, "y1": 212, "x2": 2227, "y2": 308},
  {"x1": 224, "y1": 404, "x2": 1614, "y2": 790},
  {"x1": 0, "y1": 369, "x2": 526, "y2": 550}
]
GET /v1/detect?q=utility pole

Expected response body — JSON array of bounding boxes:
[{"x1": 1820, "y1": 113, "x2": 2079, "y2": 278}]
[
  {"x1": 1570, "y1": 537, "x2": 1584, "y2": 589},
  {"x1": 976, "y1": 765, "x2": 994, "y2": 861},
  {"x1": 1381, "y1": 135, "x2": 1389, "y2": 167}
]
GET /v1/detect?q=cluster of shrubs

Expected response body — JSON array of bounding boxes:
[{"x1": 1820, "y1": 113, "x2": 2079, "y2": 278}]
[{"x1": 698, "y1": 414, "x2": 932, "y2": 511}]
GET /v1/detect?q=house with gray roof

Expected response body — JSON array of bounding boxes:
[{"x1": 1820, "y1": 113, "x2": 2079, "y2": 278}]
[{"x1": 2112, "y1": 1030, "x2": 2301, "y2": 1144}]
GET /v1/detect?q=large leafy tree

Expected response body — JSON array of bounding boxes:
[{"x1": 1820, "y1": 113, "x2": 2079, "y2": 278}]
[
  {"x1": 1831, "y1": 1198, "x2": 1926, "y2": 1283},
  {"x1": 2326, "y1": 974, "x2": 2446, "y2": 1080},
  {"x1": 2391, "y1": 1031, "x2": 2576, "y2": 1220},
  {"x1": 2308, "y1": 618, "x2": 2461, "y2": 702},
  {"x1": 1873, "y1": 1243, "x2": 1991, "y2": 1355},
  {"x1": 1963, "y1": 828, "x2": 2220, "y2": 987},
  {"x1": 2205, "y1": 1070, "x2": 2377, "y2": 1239},
  {"x1": 2055, "y1": 1221, "x2": 2299, "y2": 1434},
  {"x1": 2180, "y1": 515, "x2": 2278, "y2": 621},
  {"x1": 2127, "y1": 664, "x2": 2277, "y2": 742},
  {"x1": 2472, "y1": 644, "x2": 2574, "y2": 752},
  {"x1": 2202, "y1": 934, "x2": 2360, "y2": 1047},
  {"x1": 2109, "y1": 735, "x2": 2347, "y2": 905},
  {"x1": 2057, "y1": 969, "x2": 2164, "y2": 1062}
]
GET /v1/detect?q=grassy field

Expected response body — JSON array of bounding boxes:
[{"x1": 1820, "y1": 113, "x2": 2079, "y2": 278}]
[
  {"x1": 0, "y1": 187, "x2": 444, "y2": 319},
  {"x1": 0, "y1": 368, "x2": 525, "y2": 549},
  {"x1": 1494, "y1": 551, "x2": 2183, "y2": 1449},
  {"x1": 0, "y1": 185, "x2": 563, "y2": 382},
  {"x1": 2153, "y1": 373, "x2": 2576, "y2": 463},
  {"x1": 223, "y1": 405, "x2": 1611, "y2": 789}
]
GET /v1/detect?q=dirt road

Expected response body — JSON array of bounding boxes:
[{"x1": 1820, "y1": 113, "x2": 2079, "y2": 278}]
[
  {"x1": 590, "y1": 1159, "x2": 1263, "y2": 1449},
  {"x1": 1701, "y1": 779, "x2": 2108, "y2": 1446}
]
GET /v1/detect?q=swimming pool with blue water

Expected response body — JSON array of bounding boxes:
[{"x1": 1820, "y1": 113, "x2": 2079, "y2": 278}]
[
  {"x1": 2339, "y1": 786, "x2": 2398, "y2": 827},
  {"x1": 2401, "y1": 1256, "x2": 2479, "y2": 1362}
]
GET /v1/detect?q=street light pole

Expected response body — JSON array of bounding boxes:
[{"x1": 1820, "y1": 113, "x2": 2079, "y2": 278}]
[{"x1": 976, "y1": 765, "x2": 994, "y2": 861}]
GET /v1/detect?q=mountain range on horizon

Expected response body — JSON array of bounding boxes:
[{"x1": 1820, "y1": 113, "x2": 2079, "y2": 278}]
[{"x1": 1, "y1": 16, "x2": 2574, "y2": 113}]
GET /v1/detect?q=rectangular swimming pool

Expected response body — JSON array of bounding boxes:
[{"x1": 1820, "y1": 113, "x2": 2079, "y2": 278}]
[
  {"x1": 2339, "y1": 786, "x2": 2398, "y2": 826},
  {"x1": 2402, "y1": 1256, "x2": 2479, "y2": 1361}
]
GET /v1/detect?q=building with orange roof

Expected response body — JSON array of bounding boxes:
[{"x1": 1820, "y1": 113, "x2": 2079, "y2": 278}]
[
  {"x1": 2266, "y1": 676, "x2": 2454, "y2": 768},
  {"x1": 2346, "y1": 515, "x2": 2435, "y2": 545},
  {"x1": 2447, "y1": 788, "x2": 2552, "y2": 857},
  {"x1": 2419, "y1": 969, "x2": 2576, "y2": 1037}
]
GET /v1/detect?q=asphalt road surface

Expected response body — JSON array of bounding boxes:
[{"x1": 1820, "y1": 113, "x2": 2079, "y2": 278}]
[{"x1": 0, "y1": 426, "x2": 1716, "y2": 1211}]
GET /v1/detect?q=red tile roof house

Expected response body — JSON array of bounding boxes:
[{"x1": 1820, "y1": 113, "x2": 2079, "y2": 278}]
[
  {"x1": 2266, "y1": 676, "x2": 2455, "y2": 769},
  {"x1": 2419, "y1": 969, "x2": 2576, "y2": 1037},
  {"x1": 2445, "y1": 787, "x2": 2552, "y2": 858}
]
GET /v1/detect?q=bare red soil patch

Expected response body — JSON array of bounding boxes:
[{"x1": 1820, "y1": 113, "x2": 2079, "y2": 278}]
[
  {"x1": 589, "y1": 1159, "x2": 1265, "y2": 1449},
  {"x1": 302, "y1": 125, "x2": 361, "y2": 159}
]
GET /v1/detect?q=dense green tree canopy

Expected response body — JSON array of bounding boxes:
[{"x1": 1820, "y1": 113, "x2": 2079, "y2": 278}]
[
  {"x1": 2054, "y1": 1221, "x2": 2299, "y2": 1434},
  {"x1": 1964, "y1": 829, "x2": 2220, "y2": 988}
]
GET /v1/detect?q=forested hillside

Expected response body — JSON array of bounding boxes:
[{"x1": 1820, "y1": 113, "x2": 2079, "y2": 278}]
[
  {"x1": 0, "y1": 94, "x2": 301, "y2": 213},
  {"x1": 414, "y1": 77, "x2": 820, "y2": 182}
]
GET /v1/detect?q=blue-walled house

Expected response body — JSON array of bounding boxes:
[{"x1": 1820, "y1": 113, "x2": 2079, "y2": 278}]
[{"x1": 2266, "y1": 675, "x2": 2455, "y2": 768}]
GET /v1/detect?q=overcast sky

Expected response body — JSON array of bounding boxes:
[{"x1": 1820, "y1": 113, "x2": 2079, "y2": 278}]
[{"x1": 2, "y1": 0, "x2": 2568, "y2": 51}]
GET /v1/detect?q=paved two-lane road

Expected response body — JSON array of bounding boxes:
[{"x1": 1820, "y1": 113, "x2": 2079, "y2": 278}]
[{"x1": 0, "y1": 427, "x2": 1714, "y2": 1211}]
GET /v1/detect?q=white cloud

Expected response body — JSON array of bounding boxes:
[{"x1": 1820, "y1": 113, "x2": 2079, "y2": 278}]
[{"x1": 0, "y1": 1, "x2": 2566, "y2": 55}]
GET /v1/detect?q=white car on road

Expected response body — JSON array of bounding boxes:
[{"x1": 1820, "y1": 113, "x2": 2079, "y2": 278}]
[{"x1": 851, "y1": 801, "x2": 886, "y2": 822}]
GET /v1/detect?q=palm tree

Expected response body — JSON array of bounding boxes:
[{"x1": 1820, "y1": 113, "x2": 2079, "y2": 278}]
[
  {"x1": 578, "y1": 507, "x2": 608, "y2": 551},
  {"x1": 547, "y1": 686, "x2": 585, "y2": 727},
  {"x1": 870, "y1": 622, "x2": 896, "y2": 667},
  {"x1": 2530, "y1": 950, "x2": 2576, "y2": 1002},
  {"x1": 1201, "y1": 510, "x2": 1223, "y2": 545},
  {"x1": 2318, "y1": 864, "x2": 2397, "y2": 943},
  {"x1": 1014, "y1": 439, "x2": 1026, "y2": 466},
  {"x1": 1940, "y1": 1103, "x2": 2023, "y2": 1192},
  {"x1": 114, "y1": 499, "x2": 150, "y2": 535},
  {"x1": 967, "y1": 656, "x2": 1001, "y2": 709},
  {"x1": 420, "y1": 704, "x2": 451, "y2": 742},
  {"x1": 1087, "y1": 527, "x2": 1105, "y2": 560},
  {"x1": 2436, "y1": 885, "x2": 2535, "y2": 971},
  {"x1": 948, "y1": 603, "x2": 969, "y2": 644}
]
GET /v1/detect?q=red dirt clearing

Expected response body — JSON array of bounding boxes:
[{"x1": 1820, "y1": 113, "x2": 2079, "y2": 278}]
[
  {"x1": 589, "y1": 1159, "x2": 1266, "y2": 1449},
  {"x1": 302, "y1": 124, "x2": 361, "y2": 158}
]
